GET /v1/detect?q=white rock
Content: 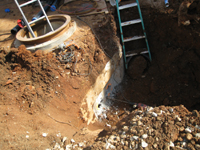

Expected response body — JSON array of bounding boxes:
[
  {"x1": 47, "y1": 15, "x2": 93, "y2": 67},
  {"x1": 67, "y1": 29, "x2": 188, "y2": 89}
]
[
  {"x1": 42, "y1": 133, "x2": 48, "y2": 137},
  {"x1": 175, "y1": 115, "x2": 182, "y2": 121},
  {"x1": 142, "y1": 134, "x2": 148, "y2": 139},
  {"x1": 181, "y1": 141, "x2": 187, "y2": 147},
  {"x1": 62, "y1": 136, "x2": 68, "y2": 143},
  {"x1": 114, "y1": 136, "x2": 120, "y2": 142},
  {"x1": 147, "y1": 107, "x2": 154, "y2": 112},
  {"x1": 106, "y1": 123, "x2": 111, "y2": 128},
  {"x1": 110, "y1": 144, "x2": 116, "y2": 149},
  {"x1": 195, "y1": 133, "x2": 200, "y2": 138},
  {"x1": 152, "y1": 112, "x2": 158, "y2": 117},
  {"x1": 122, "y1": 131, "x2": 126, "y2": 135},
  {"x1": 105, "y1": 142, "x2": 115, "y2": 149},
  {"x1": 137, "y1": 110, "x2": 143, "y2": 114},
  {"x1": 131, "y1": 141, "x2": 135, "y2": 147},
  {"x1": 137, "y1": 120, "x2": 143, "y2": 126},
  {"x1": 56, "y1": 132, "x2": 61, "y2": 137},
  {"x1": 121, "y1": 140, "x2": 124, "y2": 145},
  {"x1": 60, "y1": 148, "x2": 64, "y2": 150},
  {"x1": 108, "y1": 135, "x2": 116, "y2": 143},
  {"x1": 54, "y1": 143, "x2": 60, "y2": 149},
  {"x1": 79, "y1": 142, "x2": 85, "y2": 147},
  {"x1": 66, "y1": 144, "x2": 72, "y2": 150},
  {"x1": 71, "y1": 139, "x2": 75, "y2": 143},
  {"x1": 131, "y1": 136, "x2": 139, "y2": 140},
  {"x1": 185, "y1": 127, "x2": 192, "y2": 133},
  {"x1": 169, "y1": 141, "x2": 174, "y2": 147},
  {"x1": 130, "y1": 121, "x2": 137, "y2": 126},
  {"x1": 135, "y1": 143, "x2": 139, "y2": 149},
  {"x1": 26, "y1": 135, "x2": 29, "y2": 138},
  {"x1": 195, "y1": 144, "x2": 200, "y2": 149},
  {"x1": 131, "y1": 118, "x2": 137, "y2": 122},
  {"x1": 120, "y1": 134, "x2": 127, "y2": 139},
  {"x1": 169, "y1": 108, "x2": 173, "y2": 113},
  {"x1": 156, "y1": 137, "x2": 159, "y2": 141},
  {"x1": 195, "y1": 125, "x2": 200, "y2": 130},
  {"x1": 159, "y1": 110, "x2": 163, "y2": 115},
  {"x1": 73, "y1": 144, "x2": 78, "y2": 149},
  {"x1": 153, "y1": 143, "x2": 158, "y2": 148},
  {"x1": 141, "y1": 140, "x2": 148, "y2": 148},
  {"x1": 175, "y1": 146, "x2": 185, "y2": 149},
  {"x1": 133, "y1": 104, "x2": 137, "y2": 108},
  {"x1": 122, "y1": 126, "x2": 129, "y2": 131},
  {"x1": 105, "y1": 142, "x2": 111, "y2": 149}
]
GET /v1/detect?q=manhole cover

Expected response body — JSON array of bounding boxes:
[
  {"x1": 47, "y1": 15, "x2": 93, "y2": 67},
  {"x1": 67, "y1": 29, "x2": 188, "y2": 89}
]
[{"x1": 59, "y1": 0, "x2": 97, "y2": 15}]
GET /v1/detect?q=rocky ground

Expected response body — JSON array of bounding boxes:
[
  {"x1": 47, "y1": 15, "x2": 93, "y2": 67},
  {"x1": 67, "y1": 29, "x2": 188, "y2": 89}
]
[
  {"x1": 86, "y1": 105, "x2": 200, "y2": 150},
  {"x1": 45, "y1": 105, "x2": 200, "y2": 150}
]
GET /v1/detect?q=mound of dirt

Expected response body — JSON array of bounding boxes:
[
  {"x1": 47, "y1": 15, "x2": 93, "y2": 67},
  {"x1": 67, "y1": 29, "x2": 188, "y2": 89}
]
[
  {"x1": 87, "y1": 105, "x2": 200, "y2": 150},
  {"x1": 1, "y1": 45, "x2": 76, "y2": 114}
]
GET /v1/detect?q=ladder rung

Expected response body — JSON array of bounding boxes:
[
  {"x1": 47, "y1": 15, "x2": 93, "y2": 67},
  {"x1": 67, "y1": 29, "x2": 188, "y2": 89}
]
[
  {"x1": 28, "y1": 16, "x2": 46, "y2": 25},
  {"x1": 124, "y1": 35, "x2": 145, "y2": 42},
  {"x1": 126, "y1": 49, "x2": 149, "y2": 57},
  {"x1": 20, "y1": 0, "x2": 37, "y2": 7},
  {"x1": 119, "y1": 3, "x2": 137, "y2": 10},
  {"x1": 121, "y1": 19, "x2": 141, "y2": 26}
]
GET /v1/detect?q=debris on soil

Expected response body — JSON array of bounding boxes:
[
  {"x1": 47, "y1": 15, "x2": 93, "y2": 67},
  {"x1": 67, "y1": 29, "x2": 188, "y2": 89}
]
[
  {"x1": 178, "y1": 0, "x2": 200, "y2": 26},
  {"x1": 86, "y1": 105, "x2": 200, "y2": 150}
]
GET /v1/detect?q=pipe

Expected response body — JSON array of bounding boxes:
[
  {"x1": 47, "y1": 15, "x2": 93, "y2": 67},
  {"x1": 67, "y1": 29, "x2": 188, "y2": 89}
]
[
  {"x1": 165, "y1": 0, "x2": 169, "y2": 7},
  {"x1": 50, "y1": 0, "x2": 61, "y2": 12},
  {"x1": 11, "y1": 0, "x2": 55, "y2": 34},
  {"x1": 32, "y1": 0, "x2": 55, "y2": 20},
  {"x1": 11, "y1": 25, "x2": 21, "y2": 35}
]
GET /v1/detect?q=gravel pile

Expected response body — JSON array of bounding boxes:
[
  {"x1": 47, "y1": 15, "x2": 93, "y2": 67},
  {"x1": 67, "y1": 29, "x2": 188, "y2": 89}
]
[{"x1": 86, "y1": 105, "x2": 200, "y2": 150}]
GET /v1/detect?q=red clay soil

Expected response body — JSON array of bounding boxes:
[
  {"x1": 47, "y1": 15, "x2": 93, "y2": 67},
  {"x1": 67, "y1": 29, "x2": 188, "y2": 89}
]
[{"x1": 0, "y1": 10, "x2": 118, "y2": 149}]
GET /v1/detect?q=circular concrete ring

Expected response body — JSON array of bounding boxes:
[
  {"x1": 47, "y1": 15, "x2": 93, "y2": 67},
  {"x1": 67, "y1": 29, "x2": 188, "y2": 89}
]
[{"x1": 16, "y1": 14, "x2": 71, "y2": 45}]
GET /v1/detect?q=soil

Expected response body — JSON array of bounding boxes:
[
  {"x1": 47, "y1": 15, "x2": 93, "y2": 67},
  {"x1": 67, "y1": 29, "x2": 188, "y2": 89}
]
[
  {"x1": 87, "y1": 105, "x2": 200, "y2": 150},
  {"x1": 116, "y1": 3, "x2": 200, "y2": 111},
  {"x1": 0, "y1": 0, "x2": 200, "y2": 149}
]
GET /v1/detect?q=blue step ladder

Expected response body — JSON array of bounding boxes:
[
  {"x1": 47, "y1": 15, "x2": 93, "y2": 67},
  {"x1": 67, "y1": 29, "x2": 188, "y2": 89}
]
[{"x1": 115, "y1": 0, "x2": 152, "y2": 69}]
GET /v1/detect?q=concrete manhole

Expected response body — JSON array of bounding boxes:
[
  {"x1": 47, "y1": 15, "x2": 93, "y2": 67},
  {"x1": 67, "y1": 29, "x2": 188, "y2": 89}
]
[{"x1": 15, "y1": 14, "x2": 76, "y2": 53}]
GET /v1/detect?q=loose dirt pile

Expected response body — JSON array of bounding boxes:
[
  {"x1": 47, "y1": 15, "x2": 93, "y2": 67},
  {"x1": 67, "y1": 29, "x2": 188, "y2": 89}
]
[
  {"x1": 86, "y1": 105, "x2": 200, "y2": 150},
  {"x1": 0, "y1": 44, "x2": 96, "y2": 114}
]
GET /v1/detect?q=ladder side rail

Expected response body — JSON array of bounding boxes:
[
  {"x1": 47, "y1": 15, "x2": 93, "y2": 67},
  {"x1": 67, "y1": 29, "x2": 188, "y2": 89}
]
[
  {"x1": 37, "y1": 0, "x2": 54, "y2": 31},
  {"x1": 135, "y1": 0, "x2": 152, "y2": 61},
  {"x1": 14, "y1": 0, "x2": 36, "y2": 37},
  {"x1": 116, "y1": 0, "x2": 128, "y2": 69}
]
